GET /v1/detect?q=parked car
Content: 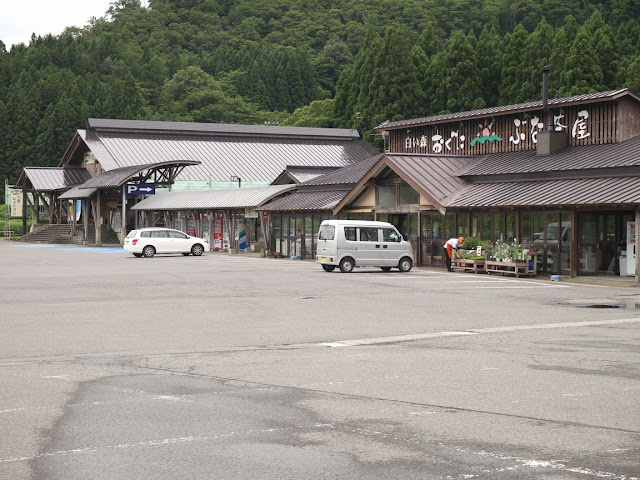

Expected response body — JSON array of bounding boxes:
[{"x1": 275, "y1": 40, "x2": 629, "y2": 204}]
[
  {"x1": 316, "y1": 219, "x2": 414, "y2": 272},
  {"x1": 124, "y1": 227, "x2": 208, "y2": 258}
]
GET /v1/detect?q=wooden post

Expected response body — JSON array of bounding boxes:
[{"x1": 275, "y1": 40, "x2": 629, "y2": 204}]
[
  {"x1": 635, "y1": 209, "x2": 640, "y2": 284},
  {"x1": 22, "y1": 187, "x2": 27, "y2": 235},
  {"x1": 570, "y1": 210, "x2": 578, "y2": 277},
  {"x1": 83, "y1": 198, "x2": 88, "y2": 242},
  {"x1": 95, "y1": 189, "x2": 102, "y2": 246}
]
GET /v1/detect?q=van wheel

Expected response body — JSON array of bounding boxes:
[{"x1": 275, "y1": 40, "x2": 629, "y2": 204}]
[
  {"x1": 380, "y1": 267, "x2": 392, "y2": 272},
  {"x1": 339, "y1": 257, "x2": 355, "y2": 273},
  {"x1": 398, "y1": 257, "x2": 413, "y2": 272},
  {"x1": 142, "y1": 245, "x2": 156, "y2": 258},
  {"x1": 322, "y1": 265, "x2": 335, "y2": 272}
]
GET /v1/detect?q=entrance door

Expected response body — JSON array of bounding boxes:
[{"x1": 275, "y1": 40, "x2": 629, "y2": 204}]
[
  {"x1": 578, "y1": 212, "x2": 633, "y2": 275},
  {"x1": 388, "y1": 214, "x2": 408, "y2": 239}
]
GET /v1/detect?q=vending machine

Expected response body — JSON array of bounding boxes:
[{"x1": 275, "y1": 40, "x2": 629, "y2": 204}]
[{"x1": 627, "y1": 221, "x2": 636, "y2": 276}]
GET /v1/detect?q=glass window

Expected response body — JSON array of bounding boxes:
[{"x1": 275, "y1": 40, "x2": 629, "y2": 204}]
[
  {"x1": 344, "y1": 227, "x2": 356, "y2": 241},
  {"x1": 168, "y1": 231, "x2": 187, "y2": 239},
  {"x1": 273, "y1": 215, "x2": 282, "y2": 254},
  {"x1": 521, "y1": 213, "x2": 532, "y2": 243},
  {"x1": 432, "y1": 215, "x2": 442, "y2": 240},
  {"x1": 506, "y1": 213, "x2": 516, "y2": 242},
  {"x1": 304, "y1": 215, "x2": 312, "y2": 258},
  {"x1": 378, "y1": 186, "x2": 396, "y2": 206},
  {"x1": 547, "y1": 213, "x2": 560, "y2": 242},
  {"x1": 533, "y1": 213, "x2": 545, "y2": 243},
  {"x1": 456, "y1": 213, "x2": 468, "y2": 237},
  {"x1": 480, "y1": 214, "x2": 491, "y2": 241},
  {"x1": 141, "y1": 231, "x2": 151, "y2": 238},
  {"x1": 377, "y1": 213, "x2": 388, "y2": 223},
  {"x1": 398, "y1": 185, "x2": 419, "y2": 204},
  {"x1": 493, "y1": 213, "x2": 503, "y2": 242},
  {"x1": 318, "y1": 225, "x2": 335, "y2": 240},
  {"x1": 382, "y1": 228, "x2": 400, "y2": 242},
  {"x1": 421, "y1": 214, "x2": 432, "y2": 240},
  {"x1": 560, "y1": 212, "x2": 572, "y2": 243},
  {"x1": 359, "y1": 227, "x2": 379, "y2": 241},
  {"x1": 444, "y1": 214, "x2": 455, "y2": 240},
  {"x1": 151, "y1": 230, "x2": 168, "y2": 238}
]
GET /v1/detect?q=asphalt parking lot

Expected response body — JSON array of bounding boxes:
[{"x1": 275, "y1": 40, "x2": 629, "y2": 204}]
[{"x1": 0, "y1": 242, "x2": 639, "y2": 479}]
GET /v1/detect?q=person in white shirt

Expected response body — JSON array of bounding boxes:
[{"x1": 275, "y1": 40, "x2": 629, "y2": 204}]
[{"x1": 444, "y1": 236, "x2": 464, "y2": 272}]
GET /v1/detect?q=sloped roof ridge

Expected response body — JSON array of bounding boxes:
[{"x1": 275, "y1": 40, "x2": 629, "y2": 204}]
[
  {"x1": 88, "y1": 118, "x2": 360, "y2": 140},
  {"x1": 376, "y1": 88, "x2": 637, "y2": 130},
  {"x1": 301, "y1": 154, "x2": 384, "y2": 186}
]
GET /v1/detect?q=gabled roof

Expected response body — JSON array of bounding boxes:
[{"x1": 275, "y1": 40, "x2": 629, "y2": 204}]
[
  {"x1": 376, "y1": 89, "x2": 640, "y2": 130},
  {"x1": 271, "y1": 166, "x2": 341, "y2": 185},
  {"x1": 15, "y1": 167, "x2": 91, "y2": 191},
  {"x1": 130, "y1": 185, "x2": 295, "y2": 211},
  {"x1": 333, "y1": 155, "x2": 473, "y2": 215},
  {"x1": 301, "y1": 154, "x2": 384, "y2": 186},
  {"x1": 259, "y1": 190, "x2": 348, "y2": 212},
  {"x1": 63, "y1": 120, "x2": 379, "y2": 183},
  {"x1": 455, "y1": 135, "x2": 640, "y2": 178}
]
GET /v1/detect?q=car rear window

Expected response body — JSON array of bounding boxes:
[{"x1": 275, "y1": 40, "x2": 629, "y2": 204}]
[
  {"x1": 126, "y1": 230, "x2": 137, "y2": 239},
  {"x1": 140, "y1": 231, "x2": 151, "y2": 238},
  {"x1": 344, "y1": 227, "x2": 356, "y2": 241},
  {"x1": 318, "y1": 225, "x2": 335, "y2": 240}
]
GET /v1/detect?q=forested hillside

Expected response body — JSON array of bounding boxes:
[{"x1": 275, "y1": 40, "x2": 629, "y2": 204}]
[{"x1": 1, "y1": 0, "x2": 640, "y2": 183}]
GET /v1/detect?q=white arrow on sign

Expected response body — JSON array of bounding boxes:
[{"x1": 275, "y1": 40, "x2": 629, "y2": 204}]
[{"x1": 139, "y1": 187, "x2": 153, "y2": 192}]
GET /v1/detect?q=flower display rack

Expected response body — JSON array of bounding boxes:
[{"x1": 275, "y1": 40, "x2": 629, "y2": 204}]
[{"x1": 485, "y1": 254, "x2": 537, "y2": 277}]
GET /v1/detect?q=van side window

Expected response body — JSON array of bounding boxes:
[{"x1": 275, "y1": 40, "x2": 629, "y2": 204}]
[
  {"x1": 318, "y1": 225, "x2": 335, "y2": 240},
  {"x1": 382, "y1": 228, "x2": 400, "y2": 242},
  {"x1": 359, "y1": 227, "x2": 379, "y2": 242},
  {"x1": 344, "y1": 227, "x2": 356, "y2": 241}
]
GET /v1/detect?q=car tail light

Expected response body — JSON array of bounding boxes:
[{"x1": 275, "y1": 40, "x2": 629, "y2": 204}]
[{"x1": 132, "y1": 239, "x2": 138, "y2": 245}]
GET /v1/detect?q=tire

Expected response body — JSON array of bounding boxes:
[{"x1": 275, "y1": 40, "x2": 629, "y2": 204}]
[
  {"x1": 339, "y1": 257, "x2": 355, "y2": 273},
  {"x1": 380, "y1": 267, "x2": 392, "y2": 272},
  {"x1": 142, "y1": 245, "x2": 155, "y2": 258},
  {"x1": 398, "y1": 257, "x2": 413, "y2": 272},
  {"x1": 191, "y1": 244, "x2": 204, "y2": 256},
  {"x1": 133, "y1": 253, "x2": 143, "y2": 258},
  {"x1": 322, "y1": 265, "x2": 336, "y2": 272}
]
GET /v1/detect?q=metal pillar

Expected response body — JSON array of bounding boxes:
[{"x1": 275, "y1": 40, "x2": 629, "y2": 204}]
[
  {"x1": 121, "y1": 187, "x2": 126, "y2": 246},
  {"x1": 83, "y1": 198, "x2": 88, "y2": 242}
]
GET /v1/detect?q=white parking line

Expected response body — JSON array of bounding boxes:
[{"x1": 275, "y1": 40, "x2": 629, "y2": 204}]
[{"x1": 314, "y1": 318, "x2": 640, "y2": 347}]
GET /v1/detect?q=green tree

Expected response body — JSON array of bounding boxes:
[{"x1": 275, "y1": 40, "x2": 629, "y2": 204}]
[
  {"x1": 476, "y1": 25, "x2": 503, "y2": 107},
  {"x1": 499, "y1": 23, "x2": 529, "y2": 104},
  {"x1": 561, "y1": 25, "x2": 604, "y2": 95},
  {"x1": 519, "y1": 17, "x2": 555, "y2": 101}
]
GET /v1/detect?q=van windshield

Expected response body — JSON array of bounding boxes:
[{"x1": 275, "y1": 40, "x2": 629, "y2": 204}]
[{"x1": 318, "y1": 225, "x2": 335, "y2": 240}]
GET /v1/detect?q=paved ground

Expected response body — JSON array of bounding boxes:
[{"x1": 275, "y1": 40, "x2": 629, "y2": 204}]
[{"x1": 0, "y1": 242, "x2": 639, "y2": 480}]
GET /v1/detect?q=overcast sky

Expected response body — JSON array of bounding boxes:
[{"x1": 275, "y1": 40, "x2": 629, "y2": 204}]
[{"x1": 0, "y1": 0, "x2": 116, "y2": 48}]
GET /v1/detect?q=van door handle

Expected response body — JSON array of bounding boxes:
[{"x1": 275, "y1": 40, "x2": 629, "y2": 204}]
[
  {"x1": 383, "y1": 245, "x2": 388, "y2": 248},
  {"x1": 375, "y1": 244, "x2": 380, "y2": 248}
]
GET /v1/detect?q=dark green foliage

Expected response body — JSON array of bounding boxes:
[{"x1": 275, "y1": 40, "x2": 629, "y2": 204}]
[{"x1": 1, "y1": 0, "x2": 640, "y2": 183}]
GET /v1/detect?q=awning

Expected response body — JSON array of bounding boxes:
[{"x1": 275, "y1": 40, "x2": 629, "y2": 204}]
[
  {"x1": 259, "y1": 190, "x2": 348, "y2": 212},
  {"x1": 79, "y1": 160, "x2": 200, "y2": 189},
  {"x1": 131, "y1": 185, "x2": 296, "y2": 211},
  {"x1": 445, "y1": 176, "x2": 640, "y2": 208},
  {"x1": 58, "y1": 185, "x2": 97, "y2": 200},
  {"x1": 15, "y1": 167, "x2": 91, "y2": 191}
]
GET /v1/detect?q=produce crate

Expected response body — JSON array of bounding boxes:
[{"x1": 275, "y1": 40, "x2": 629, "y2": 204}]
[
  {"x1": 451, "y1": 258, "x2": 486, "y2": 273},
  {"x1": 485, "y1": 254, "x2": 537, "y2": 277}
]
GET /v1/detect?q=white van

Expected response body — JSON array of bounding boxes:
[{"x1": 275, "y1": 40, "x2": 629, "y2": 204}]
[{"x1": 315, "y1": 220, "x2": 414, "y2": 273}]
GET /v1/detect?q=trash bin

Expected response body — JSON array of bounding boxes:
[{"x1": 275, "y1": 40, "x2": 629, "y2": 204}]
[{"x1": 619, "y1": 250, "x2": 627, "y2": 277}]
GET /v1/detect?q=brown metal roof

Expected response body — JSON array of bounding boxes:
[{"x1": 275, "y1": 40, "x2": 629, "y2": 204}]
[
  {"x1": 446, "y1": 176, "x2": 640, "y2": 208},
  {"x1": 259, "y1": 190, "x2": 348, "y2": 212},
  {"x1": 302, "y1": 154, "x2": 384, "y2": 186},
  {"x1": 376, "y1": 89, "x2": 638, "y2": 130},
  {"x1": 386, "y1": 155, "x2": 473, "y2": 204},
  {"x1": 15, "y1": 167, "x2": 91, "y2": 191},
  {"x1": 456, "y1": 135, "x2": 640, "y2": 177},
  {"x1": 79, "y1": 160, "x2": 200, "y2": 189}
]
